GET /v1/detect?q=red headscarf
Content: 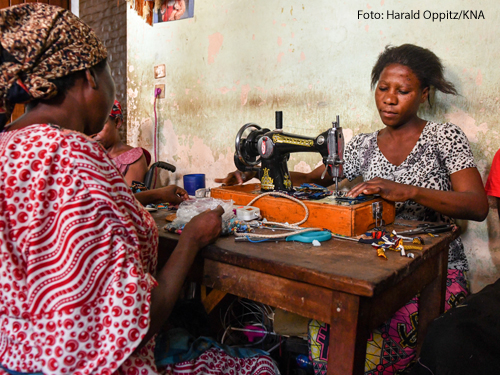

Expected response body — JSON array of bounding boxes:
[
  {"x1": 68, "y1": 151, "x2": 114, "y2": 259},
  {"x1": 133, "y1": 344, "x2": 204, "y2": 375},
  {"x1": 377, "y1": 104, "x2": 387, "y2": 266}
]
[{"x1": 109, "y1": 99, "x2": 123, "y2": 120}]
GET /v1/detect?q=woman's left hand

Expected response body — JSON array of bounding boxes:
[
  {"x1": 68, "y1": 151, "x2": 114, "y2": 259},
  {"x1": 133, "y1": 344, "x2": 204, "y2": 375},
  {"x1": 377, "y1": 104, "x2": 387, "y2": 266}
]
[
  {"x1": 347, "y1": 177, "x2": 416, "y2": 202},
  {"x1": 156, "y1": 185, "x2": 189, "y2": 205}
]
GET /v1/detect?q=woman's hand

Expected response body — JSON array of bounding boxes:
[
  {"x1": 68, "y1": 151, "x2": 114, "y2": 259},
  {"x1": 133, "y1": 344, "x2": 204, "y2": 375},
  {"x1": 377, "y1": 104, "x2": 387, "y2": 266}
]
[
  {"x1": 179, "y1": 206, "x2": 224, "y2": 250},
  {"x1": 214, "y1": 170, "x2": 256, "y2": 186},
  {"x1": 134, "y1": 185, "x2": 189, "y2": 206},
  {"x1": 156, "y1": 185, "x2": 189, "y2": 205},
  {"x1": 347, "y1": 177, "x2": 417, "y2": 202}
]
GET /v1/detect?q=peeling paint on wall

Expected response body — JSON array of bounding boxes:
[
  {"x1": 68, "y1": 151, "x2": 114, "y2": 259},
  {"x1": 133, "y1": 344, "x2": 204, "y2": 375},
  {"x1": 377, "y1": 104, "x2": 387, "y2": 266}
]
[
  {"x1": 292, "y1": 160, "x2": 312, "y2": 173},
  {"x1": 157, "y1": 119, "x2": 235, "y2": 187},
  {"x1": 207, "y1": 32, "x2": 223, "y2": 65},
  {"x1": 446, "y1": 108, "x2": 488, "y2": 143},
  {"x1": 240, "y1": 84, "x2": 251, "y2": 106}
]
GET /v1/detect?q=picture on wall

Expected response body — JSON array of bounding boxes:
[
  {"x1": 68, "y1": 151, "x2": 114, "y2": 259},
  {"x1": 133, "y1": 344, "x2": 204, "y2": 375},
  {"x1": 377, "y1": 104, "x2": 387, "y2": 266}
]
[{"x1": 153, "y1": 0, "x2": 194, "y2": 24}]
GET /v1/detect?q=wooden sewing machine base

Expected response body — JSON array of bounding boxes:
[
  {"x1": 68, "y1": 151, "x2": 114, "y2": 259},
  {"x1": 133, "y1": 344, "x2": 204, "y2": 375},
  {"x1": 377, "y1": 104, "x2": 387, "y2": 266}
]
[{"x1": 211, "y1": 183, "x2": 395, "y2": 237}]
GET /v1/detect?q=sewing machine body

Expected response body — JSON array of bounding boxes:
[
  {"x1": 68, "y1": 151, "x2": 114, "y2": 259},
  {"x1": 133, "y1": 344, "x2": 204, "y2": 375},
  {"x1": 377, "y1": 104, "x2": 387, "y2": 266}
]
[{"x1": 234, "y1": 112, "x2": 344, "y2": 192}]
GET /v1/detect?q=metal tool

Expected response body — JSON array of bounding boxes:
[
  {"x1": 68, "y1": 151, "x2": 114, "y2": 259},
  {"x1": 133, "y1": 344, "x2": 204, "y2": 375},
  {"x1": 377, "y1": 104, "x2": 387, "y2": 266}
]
[
  {"x1": 234, "y1": 111, "x2": 345, "y2": 194},
  {"x1": 330, "y1": 233, "x2": 361, "y2": 242},
  {"x1": 259, "y1": 226, "x2": 298, "y2": 232},
  {"x1": 372, "y1": 201, "x2": 384, "y2": 229},
  {"x1": 393, "y1": 221, "x2": 413, "y2": 227},
  {"x1": 397, "y1": 223, "x2": 455, "y2": 236}
]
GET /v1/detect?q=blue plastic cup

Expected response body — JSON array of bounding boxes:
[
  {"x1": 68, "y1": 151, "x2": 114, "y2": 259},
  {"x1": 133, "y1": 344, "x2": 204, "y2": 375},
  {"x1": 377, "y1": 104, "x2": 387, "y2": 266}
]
[{"x1": 183, "y1": 174, "x2": 206, "y2": 196}]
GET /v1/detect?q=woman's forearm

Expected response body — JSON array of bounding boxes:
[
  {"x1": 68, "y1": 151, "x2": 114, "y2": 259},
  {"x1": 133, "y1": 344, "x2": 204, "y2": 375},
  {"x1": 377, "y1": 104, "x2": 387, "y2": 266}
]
[
  {"x1": 349, "y1": 168, "x2": 488, "y2": 222},
  {"x1": 410, "y1": 186, "x2": 488, "y2": 221},
  {"x1": 134, "y1": 189, "x2": 163, "y2": 205},
  {"x1": 410, "y1": 167, "x2": 488, "y2": 222},
  {"x1": 290, "y1": 165, "x2": 329, "y2": 186},
  {"x1": 138, "y1": 237, "x2": 199, "y2": 348}
]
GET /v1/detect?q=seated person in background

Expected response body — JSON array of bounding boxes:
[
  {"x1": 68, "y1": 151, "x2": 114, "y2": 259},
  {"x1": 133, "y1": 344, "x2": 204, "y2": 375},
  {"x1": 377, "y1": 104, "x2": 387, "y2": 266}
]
[
  {"x1": 217, "y1": 44, "x2": 488, "y2": 374},
  {"x1": 93, "y1": 100, "x2": 187, "y2": 207},
  {"x1": 92, "y1": 99, "x2": 149, "y2": 186},
  {"x1": 0, "y1": 4, "x2": 277, "y2": 374},
  {"x1": 410, "y1": 149, "x2": 500, "y2": 375}
]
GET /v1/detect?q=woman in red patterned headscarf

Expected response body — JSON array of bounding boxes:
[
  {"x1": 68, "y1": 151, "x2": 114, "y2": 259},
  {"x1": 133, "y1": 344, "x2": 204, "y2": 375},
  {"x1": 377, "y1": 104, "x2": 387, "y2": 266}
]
[{"x1": 0, "y1": 4, "x2": 277, "y2": 375}]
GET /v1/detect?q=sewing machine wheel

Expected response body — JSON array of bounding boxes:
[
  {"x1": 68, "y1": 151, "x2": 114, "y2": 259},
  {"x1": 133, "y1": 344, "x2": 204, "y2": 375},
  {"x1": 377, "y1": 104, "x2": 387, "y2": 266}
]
[{"x1": 235, "y1": 123, "x2": 263, "y2": 167}]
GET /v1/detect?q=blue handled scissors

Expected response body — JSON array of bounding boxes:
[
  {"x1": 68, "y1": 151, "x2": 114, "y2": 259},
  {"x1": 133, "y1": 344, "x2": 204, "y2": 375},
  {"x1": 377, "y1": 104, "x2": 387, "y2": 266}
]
[{"x1": 286, "y1": 230, "x2": 332, "y2": 243}]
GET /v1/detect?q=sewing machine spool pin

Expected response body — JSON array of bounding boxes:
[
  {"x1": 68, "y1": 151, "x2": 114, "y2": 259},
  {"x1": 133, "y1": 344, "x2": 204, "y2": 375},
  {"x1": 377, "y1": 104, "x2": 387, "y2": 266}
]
[
  {"x1": 322, "y1": 115, "x2": 344, "y2": 196},
  {"x1": 233, "y1": 111, "x2": 345, "y2": 193},
  {"x1": 275, "y1": 111, "x2": 283, "y2": 131}
]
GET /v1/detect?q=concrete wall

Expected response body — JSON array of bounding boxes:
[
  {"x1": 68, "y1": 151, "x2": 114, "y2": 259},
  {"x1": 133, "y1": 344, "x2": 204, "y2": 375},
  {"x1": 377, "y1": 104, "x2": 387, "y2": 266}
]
[
  {"x1": 80, "y1": 0, "x2": 127, "y2": 139},
  {"x1": 127, "y1": 0, "x2": 500, "y2": 291}
]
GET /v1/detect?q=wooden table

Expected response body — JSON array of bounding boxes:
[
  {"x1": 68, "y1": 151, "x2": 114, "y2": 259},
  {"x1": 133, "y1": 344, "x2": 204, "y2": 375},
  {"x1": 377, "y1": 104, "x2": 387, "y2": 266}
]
[{"x1": 152, "y1": 211, "x2": 458, "y2": 375}]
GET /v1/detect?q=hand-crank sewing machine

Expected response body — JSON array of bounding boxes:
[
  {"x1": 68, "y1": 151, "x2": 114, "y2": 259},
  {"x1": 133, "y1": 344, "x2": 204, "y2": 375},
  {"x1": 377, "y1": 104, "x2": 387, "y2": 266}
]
[
  {"x1": 211, "y1": 112, "x2": 395, "y2": 236},
  {"x1": 234, "y1": 111, "x2": 344, "y2": 195}
]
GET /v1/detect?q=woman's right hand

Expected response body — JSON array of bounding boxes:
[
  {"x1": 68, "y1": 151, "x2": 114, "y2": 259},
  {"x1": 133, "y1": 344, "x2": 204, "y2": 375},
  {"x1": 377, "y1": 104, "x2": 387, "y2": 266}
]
[
  {"x1": 347, "y1": 177, "x2": 416, "y2": 202},
  {"x1": 179, "y1": 206, "x2": 224, "y2": 250},
  {"x1": 214, "y1": 170, "x2": 256, "y2": 186},
  {"x1": 156, "y1": 185, "x2": 189, "y2": 205}
]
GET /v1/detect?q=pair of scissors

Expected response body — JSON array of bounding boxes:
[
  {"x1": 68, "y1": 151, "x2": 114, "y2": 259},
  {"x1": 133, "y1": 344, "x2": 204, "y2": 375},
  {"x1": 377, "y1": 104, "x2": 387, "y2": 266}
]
[
  {"x1": 286, "y1": 230, "x2": 332, "y2": 243},
  {"x1": 397, "y1": 223, "x2": 454, "y2": 236}
]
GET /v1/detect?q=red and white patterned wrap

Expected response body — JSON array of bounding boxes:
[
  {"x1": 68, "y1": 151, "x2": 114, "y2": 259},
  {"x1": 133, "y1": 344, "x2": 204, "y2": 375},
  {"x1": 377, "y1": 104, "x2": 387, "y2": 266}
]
[{"x1": 0, "y1": 124, "x2": 159, "y2": 374}]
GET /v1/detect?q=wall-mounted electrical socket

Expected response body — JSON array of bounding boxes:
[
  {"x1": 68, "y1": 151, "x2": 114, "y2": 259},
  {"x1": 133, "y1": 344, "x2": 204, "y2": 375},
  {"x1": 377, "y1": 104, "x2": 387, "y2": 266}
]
[
  {"x1": 155, "y1": 84, "x2": 165, "y2": 99},
  {"x1": 154, "y1": 64, "x2": 166, "y2": 79}
]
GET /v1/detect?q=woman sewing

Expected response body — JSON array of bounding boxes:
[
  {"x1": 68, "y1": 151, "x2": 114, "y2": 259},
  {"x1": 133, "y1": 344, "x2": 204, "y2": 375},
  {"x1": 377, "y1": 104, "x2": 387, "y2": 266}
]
[
  {"x1": 0, "y1": 4, "x2": 277, "y2": 374},
  {"x1": 217, "y1": 44, "x2": 488, "y2": 374}
]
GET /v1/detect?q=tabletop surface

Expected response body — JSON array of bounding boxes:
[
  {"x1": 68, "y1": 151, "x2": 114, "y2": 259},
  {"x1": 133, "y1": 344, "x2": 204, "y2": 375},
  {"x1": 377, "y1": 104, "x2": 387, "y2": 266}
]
[{"x1": 151, "y1": 211, "x2": 458, "y2": 298}]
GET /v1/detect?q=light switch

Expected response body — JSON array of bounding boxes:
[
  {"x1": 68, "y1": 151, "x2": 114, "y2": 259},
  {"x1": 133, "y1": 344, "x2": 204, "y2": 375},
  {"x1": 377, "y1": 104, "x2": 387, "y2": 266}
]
[{"x1": 154, "y1": 64, "x2": 166, "y2": 79}]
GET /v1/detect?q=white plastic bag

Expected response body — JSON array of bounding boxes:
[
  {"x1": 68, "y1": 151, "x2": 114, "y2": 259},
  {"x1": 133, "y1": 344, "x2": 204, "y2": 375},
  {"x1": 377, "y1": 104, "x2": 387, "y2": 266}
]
[{"x1": 172, "y1": 198, "x2": 234, "y2": 226}]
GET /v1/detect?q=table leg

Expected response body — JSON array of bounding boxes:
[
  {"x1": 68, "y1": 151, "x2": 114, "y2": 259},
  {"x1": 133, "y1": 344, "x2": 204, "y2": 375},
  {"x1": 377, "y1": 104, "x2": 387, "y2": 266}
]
[
  {"x1": 327, "y1": 293, "x2": 369, "y2": 375},
  {"x1": 416, "y1": 249, "x2": 448, "y2": 356},
  {"x1": 200, "y1": 286, "x2": 227, "y2": 314}
]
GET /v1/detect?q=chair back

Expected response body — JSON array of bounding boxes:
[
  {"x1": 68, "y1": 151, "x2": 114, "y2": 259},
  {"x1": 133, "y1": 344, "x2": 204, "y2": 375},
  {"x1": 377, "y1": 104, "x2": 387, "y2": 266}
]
[{"x1": 144, "y1": 161, "x2": 176, "y2": 190}]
